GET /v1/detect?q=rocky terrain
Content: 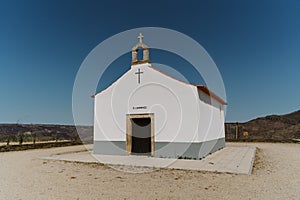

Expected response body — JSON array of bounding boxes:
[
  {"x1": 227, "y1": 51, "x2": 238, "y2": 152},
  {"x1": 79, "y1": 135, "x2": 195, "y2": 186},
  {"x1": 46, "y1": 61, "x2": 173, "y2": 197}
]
[{"x1": 225, "y1": 110, "x2": 300, "y2": 142}]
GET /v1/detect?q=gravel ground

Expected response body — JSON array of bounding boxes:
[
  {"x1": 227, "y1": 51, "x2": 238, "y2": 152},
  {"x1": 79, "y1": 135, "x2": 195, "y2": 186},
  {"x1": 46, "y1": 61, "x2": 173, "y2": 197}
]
[{"x1": 0, "y1": 142, "x2": 299, "y2": 200}]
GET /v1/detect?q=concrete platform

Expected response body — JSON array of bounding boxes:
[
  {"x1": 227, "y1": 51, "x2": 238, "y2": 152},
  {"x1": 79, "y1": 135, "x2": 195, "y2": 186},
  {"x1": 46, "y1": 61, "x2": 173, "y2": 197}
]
[{"x1": 43, "y1": 144, "x2": 256, "y2": 175}]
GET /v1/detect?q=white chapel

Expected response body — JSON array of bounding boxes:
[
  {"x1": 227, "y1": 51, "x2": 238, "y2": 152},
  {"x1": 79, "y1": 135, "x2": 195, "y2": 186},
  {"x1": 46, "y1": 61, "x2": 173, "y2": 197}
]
[{"x1": 93, "y1": 33, "x2": 227, "y2": 159}]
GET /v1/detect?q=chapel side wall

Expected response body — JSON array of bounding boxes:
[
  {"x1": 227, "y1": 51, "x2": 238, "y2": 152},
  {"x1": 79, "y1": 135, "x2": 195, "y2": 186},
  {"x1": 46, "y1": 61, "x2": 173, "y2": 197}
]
[{"x1": 197, "y1": 90, "x2": 225, "y2": 142}]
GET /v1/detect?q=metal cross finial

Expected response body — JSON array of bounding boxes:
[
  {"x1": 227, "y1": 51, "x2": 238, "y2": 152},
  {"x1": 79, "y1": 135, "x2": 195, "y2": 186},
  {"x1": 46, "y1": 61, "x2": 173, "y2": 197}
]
[
  {"x1": 138, "y1": 33, "x2": 144, "y2": 43},
  {"x1": 135, "y1": 68, "x2": 143, "y2": 84}
]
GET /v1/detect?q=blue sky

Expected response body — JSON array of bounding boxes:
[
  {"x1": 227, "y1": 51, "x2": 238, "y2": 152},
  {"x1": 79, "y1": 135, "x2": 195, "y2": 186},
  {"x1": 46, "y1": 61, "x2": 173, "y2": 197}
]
[{"x1": 0, "y1": 0, "x2": 299, "y2": 125}]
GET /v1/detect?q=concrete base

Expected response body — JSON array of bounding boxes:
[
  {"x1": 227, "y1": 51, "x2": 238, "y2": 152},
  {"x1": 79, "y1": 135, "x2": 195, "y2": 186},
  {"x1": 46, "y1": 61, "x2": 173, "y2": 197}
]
[
  {"x1": 44, "y1": 144, "x2": 256, "y2": 175},
  {"x1": 94, "y1": 137, "x2": 225, "y2": 159}
]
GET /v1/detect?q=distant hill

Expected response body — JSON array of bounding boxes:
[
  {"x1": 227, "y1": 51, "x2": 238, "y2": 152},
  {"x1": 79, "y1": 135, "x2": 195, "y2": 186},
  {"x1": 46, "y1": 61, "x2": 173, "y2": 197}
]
[
  {"x1": 1, "y1": 109, "x2": 300, "y2": 144},
  {"x1": 0, "y1": 124, "x2": 93, "y2": 144},
  {"x1": 282, "y1": 110, "x2": 300, "y2": 123},
  {"x1": 225, "y1": 110, "x2": 300, "y2": 142}
]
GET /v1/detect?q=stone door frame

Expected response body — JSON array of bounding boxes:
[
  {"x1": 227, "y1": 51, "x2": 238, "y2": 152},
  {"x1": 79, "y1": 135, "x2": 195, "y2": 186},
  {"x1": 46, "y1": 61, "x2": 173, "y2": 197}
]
[{"x1": 126, "y1": 113, "x2": 154, "y2": 156}]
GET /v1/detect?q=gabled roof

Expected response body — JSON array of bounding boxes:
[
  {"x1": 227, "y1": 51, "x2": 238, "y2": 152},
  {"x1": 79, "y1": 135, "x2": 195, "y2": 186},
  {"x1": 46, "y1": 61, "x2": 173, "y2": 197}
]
[
  {"x1": 148, "y1": 66, "x2": 227, "y2": 105},
  {"x1": 92, "y1": 64, "x2": 227, "y2": 105}
]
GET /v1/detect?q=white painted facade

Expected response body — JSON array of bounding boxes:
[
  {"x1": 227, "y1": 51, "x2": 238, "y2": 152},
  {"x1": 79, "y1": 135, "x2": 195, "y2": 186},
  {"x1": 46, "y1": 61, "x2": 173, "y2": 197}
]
[{"x1": 94, "y1": 62, "x2": 225, "y2": 142}]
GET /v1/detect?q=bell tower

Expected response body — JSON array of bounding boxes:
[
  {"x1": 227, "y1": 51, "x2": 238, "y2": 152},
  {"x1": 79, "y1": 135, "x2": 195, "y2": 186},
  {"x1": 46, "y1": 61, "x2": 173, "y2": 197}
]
[{"x1": 131, "y1": 33, "x2": 150, "y2": 65}]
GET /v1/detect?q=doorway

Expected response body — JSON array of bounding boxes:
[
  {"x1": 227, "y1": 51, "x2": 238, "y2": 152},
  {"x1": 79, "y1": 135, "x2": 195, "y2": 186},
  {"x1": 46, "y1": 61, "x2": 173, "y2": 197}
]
[{"x1": 126, "y1": 114, "x2": 154, "y2": 156}]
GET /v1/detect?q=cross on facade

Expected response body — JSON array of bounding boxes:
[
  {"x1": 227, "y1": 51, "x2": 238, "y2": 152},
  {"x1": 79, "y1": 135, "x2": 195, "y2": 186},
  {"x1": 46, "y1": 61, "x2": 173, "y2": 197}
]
[
  {"x1": 135, "y1": 68, "x2": 143, "y2": 84},
  {"x1": 138, "y1": 33, "x2": 144, "y2": 44}
]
